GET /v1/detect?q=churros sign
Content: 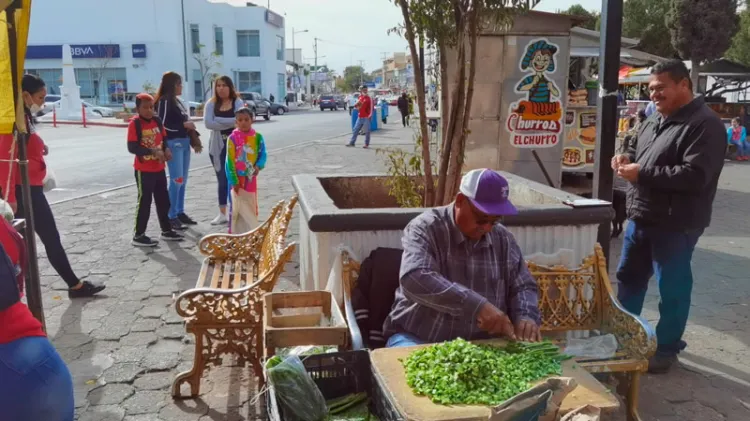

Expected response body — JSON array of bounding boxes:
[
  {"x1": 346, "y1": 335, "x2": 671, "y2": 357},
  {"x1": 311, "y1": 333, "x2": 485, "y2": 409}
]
[{"x1": 507, "y1": 38, "x2": 563, "y2": 148}]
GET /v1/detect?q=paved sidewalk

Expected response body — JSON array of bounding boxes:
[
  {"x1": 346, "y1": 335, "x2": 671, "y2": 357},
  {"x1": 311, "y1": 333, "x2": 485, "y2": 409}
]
[{"x1": 32, "y1": 123, "x2": 750, "y2": 420}]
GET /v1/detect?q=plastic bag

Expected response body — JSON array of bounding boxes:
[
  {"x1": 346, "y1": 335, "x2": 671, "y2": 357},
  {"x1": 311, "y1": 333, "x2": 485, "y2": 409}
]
[
  {"x1": 0, "y1": 200, "x2": 13, "y2": 222},
  {"x1": 489, "y1": 377, "x2": 578, "y2": 421},
  {"x1": 563, "y1": 334, "x2": 618, "y2": 359},
  {"x1": 266, "y1": 355, "x2": 328, "y2": 421},
  {"x1": 43, "y1": 168, "x2": 57, "y2": 192}
]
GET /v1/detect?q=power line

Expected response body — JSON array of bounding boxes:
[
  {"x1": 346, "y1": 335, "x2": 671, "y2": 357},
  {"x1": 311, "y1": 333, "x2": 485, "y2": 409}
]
[{"x1": 315, "y1": 38, "x2": 385, "y2": 50}]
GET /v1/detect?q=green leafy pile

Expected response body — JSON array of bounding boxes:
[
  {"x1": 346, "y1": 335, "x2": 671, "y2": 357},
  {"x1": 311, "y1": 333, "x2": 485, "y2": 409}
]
[{"x1": 401, "y1": 338, "x2": 572, "y2": 406}]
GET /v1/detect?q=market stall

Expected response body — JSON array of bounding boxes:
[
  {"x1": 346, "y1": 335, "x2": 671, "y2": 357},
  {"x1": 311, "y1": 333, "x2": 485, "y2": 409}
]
[{"x1": 0, "y1": 0, "x2": 44, "y2": 329}]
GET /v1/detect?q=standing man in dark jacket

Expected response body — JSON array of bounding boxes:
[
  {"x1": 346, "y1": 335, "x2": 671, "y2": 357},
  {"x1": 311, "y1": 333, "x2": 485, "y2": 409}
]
[{"x1": 611, "y1": 60, "x2": 726, "y2": 373}]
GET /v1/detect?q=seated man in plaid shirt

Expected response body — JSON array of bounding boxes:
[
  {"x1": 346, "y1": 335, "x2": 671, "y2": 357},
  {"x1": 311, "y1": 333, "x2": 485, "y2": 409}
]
[{"x1": 383, "y1": 169, "x2": 541, "y2": 347}]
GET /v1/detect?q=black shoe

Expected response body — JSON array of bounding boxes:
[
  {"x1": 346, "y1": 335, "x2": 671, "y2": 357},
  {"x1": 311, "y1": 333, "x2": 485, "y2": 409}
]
[
  {"x1": 160, "y1": 230, "x2": 184, "y2": 241},
  {"x1": 647, "y1": 352, "x2": 678, "y2": 374},
  {"x1": 132, "y1": 234, "x2": 158, "y2": 247},
  {"x1": 68, "y1": 281, "x2": 106, "y2": 299},
  {"x1": 345, "y1": 143, "x2": 355, "y2": 147},
  {"x1": 177, "y1": 213, "x2": 198, "y2": 225},
  {"x1": 170, "y1": 218, "x2": 188, "y2": 231}
]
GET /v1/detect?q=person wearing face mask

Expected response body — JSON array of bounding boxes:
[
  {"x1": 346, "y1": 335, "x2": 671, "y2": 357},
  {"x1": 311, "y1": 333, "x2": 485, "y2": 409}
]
[
  {"x1": 0, "y1": 74, "x2": 105, "y2": 298},
  {"x1": 383, "y1": 169, "x2": 541, "y2": 348}
]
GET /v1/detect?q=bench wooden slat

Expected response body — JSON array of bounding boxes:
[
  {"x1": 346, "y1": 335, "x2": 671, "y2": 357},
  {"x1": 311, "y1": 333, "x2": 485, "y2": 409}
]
[
  {"x1": 196, "y1": 261, "x2": 210, "y2": 288},
  {"x1": 210, "y1": 261, "x2": 222, "y2": 289},
  {"x1": 234, "y1": 260, "x2": 243, "y2": 289},
  {"x1": 221, "y1": 261, "x2": 233, "y2": 290}
]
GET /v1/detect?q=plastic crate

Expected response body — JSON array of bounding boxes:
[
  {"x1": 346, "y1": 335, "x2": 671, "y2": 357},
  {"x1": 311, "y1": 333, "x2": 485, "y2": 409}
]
[{"x1": 265, "y1": 350, "x2": 403, "y2": 421}]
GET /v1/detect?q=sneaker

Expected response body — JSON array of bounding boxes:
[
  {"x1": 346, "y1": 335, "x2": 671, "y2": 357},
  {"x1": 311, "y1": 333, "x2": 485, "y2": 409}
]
[
  {"x1": 160, "y1": 230, "x2": 185, "y2": 241},
  {"x1": 647, "y1": 352, "x2": 678, "y2": 374},
  {"x1": 345, "y1": 143, "x2": 355, "y2": 147},
  {"x1": 132, "y1": 234, "x2": 158, "y2": 247},
  {"x1": 363, "y1": 145, "x2": 369, "y2": 149},
  {"x1": 68, "y1": 280, "x2": 106, "y2": 299},
  {"x1": 178, "y1": 213, "x2": 198, "y2": 225},
  {"x1": 170, "y1": 218, "x2": 188, "y2": 231},
  {"x1": 210, "y1": 213, "x2": 228, "y2": 225}
]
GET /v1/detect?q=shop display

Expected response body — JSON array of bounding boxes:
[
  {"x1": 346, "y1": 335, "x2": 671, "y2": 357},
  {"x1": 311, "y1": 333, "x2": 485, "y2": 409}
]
[{"x1": 401, "y1": 338, "x2": 572, "y2": 406}]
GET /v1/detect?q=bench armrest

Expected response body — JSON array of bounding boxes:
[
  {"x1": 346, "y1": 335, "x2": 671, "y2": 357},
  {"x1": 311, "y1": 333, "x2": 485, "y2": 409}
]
[
  {"x1": 600, "y1": 278, "x2": 657, "y2": 361},
  {"x1": 174, "y1": 283, "x2": 266, "y2": 325}
]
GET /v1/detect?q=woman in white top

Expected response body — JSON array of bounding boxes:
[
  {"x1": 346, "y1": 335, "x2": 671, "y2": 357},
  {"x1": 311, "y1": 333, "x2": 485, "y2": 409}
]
[{"x1": 204, "y1": 76, "x2": 244, "y2": 225}]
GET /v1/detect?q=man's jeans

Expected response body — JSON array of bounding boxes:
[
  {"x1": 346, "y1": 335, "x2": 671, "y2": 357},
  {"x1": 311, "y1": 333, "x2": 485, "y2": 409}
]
[
  {"x1": 386, "y1": 332, "x2": 425, "y2": 348},
  {"x1": 349, "y1": 116, "x2": 371, "y2": 146},
  {"x1": 616, "y1": 220, "x2": 703, "y2": 355}
]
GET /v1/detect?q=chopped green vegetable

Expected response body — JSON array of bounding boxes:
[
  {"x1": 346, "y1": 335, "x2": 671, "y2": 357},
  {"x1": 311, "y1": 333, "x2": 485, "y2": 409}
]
[{"x1": 402, "y1": 338, "x2": 572, "y2": 406}]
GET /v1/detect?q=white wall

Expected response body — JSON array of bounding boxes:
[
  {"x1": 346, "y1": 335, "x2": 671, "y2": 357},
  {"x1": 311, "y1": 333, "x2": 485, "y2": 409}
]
[{"x1": 25, "y1": 0, "x2": 285, "y2": 102}]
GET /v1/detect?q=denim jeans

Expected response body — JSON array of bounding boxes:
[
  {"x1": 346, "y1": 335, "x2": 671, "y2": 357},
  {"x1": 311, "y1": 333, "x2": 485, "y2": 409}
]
[
  {"x1": 349, "y1": 116, "x2": 371, "y2": 146},
  {"x1": 731, "y1": 139, "x2": 747, "y2": 157},
  {"x1": 616, "y1": 220, "x2": 703, "y2": 355},
  {"x1": 386, "y1": 332, "x2": 425, "y2": 348},
  {"x1": 0, "y1": 336, "x2": 74, "y2": 421},
  {"x1": 166, "y1": 138, "x2": 191, "y2": 219}
]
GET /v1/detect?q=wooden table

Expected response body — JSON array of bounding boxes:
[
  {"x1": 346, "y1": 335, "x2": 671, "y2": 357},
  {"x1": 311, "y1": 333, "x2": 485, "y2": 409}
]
[{"x1": 370, "y1": 341, "x2": 620, "y2": 421}]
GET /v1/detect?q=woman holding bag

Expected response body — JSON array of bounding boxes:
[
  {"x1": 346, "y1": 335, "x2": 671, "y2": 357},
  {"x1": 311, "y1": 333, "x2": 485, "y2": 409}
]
[
  {"x1": 204, "y1": 76, "x2": 243, "y2": 225},
  {"x1": 0, "y1": 74, "x2": 104, "y2": 298},
  {"x1": 155, "y1": 72, "x2": 199, "y2": 231}
]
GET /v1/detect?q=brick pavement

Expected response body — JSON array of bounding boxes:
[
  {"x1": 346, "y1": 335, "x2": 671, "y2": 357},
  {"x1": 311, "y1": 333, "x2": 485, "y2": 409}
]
[{"x1": 33, "y1": 123, "x2": 749, "y2": 420}]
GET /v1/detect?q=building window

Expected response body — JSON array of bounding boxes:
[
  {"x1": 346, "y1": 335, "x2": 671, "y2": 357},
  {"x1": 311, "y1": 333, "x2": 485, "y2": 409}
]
[
  {"x1": 236, "y1": 30, "x2": 260, "y2": 57},
  {"x1": 214, "y1": 27, "x2": 223, "y2": 55},
  {"x1": 190, "y1": 24, "x2": 200, "y2": 53},
  {"x1": 72, "y1": 67, "x2": 127, "y2": 104},
  {"x1": 276, "y1": 36, "x2": 284, "y2": 60},
  {"x1": 193, "y1": 69, "x2": 204, "y2": 102},
  {"x1": 236, "y1": 71, "x2": 261, "y2": 92},
  {"x1": 24, "y1": 69, "x2": 61, "y2": 95}
]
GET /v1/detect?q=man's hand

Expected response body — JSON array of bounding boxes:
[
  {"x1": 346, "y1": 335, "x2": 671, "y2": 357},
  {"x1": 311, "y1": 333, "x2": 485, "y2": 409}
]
[
  {"x1": 9, "y1": 201, "x2": 17, "y2": 214},
  {"x1": 617, "y1": 163, "x2": 641, "y2": 183},
  {"x1": 43, "y1": 144, "x2": 49, "y2": 156},
  {"x1": 164, "y1": 148, "x2": 172, "y2": 162},
  {"x1": 611, "y1": 154, "x2": 630, "y2": 171},
  {"x1": 514, "y1": 319, "x2": 542, "y2": 342},
  {"x1": 477, "y1": 302, "x2": 516, "y2": 340}
]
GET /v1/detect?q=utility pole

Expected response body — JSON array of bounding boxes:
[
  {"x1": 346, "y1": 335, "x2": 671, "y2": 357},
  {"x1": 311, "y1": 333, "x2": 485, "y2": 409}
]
[{"x1": 313, "y1": 37, "x2": 318, "y2": 95}]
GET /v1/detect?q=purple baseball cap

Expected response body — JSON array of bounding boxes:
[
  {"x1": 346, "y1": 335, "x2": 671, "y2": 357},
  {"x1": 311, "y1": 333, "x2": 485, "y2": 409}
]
[{"x1": 459, "y1": 169, "x2": 518, "y2": 216}]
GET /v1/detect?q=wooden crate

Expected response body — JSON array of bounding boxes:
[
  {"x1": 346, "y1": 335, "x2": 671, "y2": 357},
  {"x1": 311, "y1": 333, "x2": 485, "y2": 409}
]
[{"x1": 263, "y1": 290, "x2": 348, "y2": 357}]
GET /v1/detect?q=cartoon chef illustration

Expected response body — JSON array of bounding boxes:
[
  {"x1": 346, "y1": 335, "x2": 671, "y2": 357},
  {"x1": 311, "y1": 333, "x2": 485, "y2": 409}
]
[{"x1": 513, "y1": 39, "x2": 561, "y2": 120}]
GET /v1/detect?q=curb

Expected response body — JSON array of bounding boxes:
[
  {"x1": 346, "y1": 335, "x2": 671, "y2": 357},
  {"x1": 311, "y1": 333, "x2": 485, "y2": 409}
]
[{"x1": 49, "y1": 132, "x2": 350, "y2": 206}]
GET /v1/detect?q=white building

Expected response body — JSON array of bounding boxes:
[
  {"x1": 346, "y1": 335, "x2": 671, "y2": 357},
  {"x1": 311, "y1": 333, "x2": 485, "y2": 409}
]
[{"x1": 24, "y1": 0, "x2": 287, "y2": 105}]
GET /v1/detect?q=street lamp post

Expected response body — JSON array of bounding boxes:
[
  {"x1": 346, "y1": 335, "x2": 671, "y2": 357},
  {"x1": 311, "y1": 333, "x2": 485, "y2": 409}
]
[{"x1": 291, "y1": 28, "x2": 308, "y2": 102}]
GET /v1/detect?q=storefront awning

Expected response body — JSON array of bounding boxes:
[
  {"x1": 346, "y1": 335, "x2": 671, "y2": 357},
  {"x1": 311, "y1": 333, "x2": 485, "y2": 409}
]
[{"x1": 571, "y1": 46, "x2": 666, "y2": 67}]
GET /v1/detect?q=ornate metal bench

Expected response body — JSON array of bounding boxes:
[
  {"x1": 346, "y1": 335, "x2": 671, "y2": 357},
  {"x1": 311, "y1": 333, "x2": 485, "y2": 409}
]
[
  {"x1": 171, "y1": 196, "x2": 298, "y2": 398},
  {"x1": 341, "y1": 244, "x2": 656, "y2": 421}
]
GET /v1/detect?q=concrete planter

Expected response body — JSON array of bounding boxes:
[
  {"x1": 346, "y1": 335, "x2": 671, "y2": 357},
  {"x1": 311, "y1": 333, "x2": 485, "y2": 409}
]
[{"x1": 293, "y1": 172, "x2": 612, "y2": 290}]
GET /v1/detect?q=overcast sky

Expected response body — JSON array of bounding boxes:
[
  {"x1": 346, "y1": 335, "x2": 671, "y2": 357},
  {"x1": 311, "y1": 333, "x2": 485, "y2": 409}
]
[{"x1": 222, "y1": 0, "x2": 602, "y2": 74}]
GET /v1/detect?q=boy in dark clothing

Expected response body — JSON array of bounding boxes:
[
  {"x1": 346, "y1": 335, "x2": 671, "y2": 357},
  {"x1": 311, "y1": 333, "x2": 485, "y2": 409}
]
[{"x1": 127, "y1": 93, "x2": 184, "y2": 246}]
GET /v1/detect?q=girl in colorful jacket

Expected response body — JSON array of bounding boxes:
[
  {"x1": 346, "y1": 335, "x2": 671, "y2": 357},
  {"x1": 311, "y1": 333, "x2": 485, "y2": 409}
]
[{"x1": 226, "y1": 107, "x2": 267, "y2": 234}]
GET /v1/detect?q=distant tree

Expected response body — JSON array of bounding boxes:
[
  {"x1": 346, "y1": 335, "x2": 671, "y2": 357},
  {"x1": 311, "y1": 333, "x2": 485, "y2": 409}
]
[
  {"x1": 193, "y1": 43, "x2": 221, "y2": 101},
  {"x1": 560, "y1": 4, "x2": 599, "y2": 30},
  {"x1": 622, "y1": 0, "x2": 677, "y2": 58},
  {"x1": 667, "y1": 0, "x2": 739, "y2": 91},
  {"x1": 342, "y1": 66, "x2": 369, "y2": 91},
  {"x1": 92, "y1": 44, "x2": 118, "y2": 104},
  {"x1": 727, "y1": 7, "x2": 750, "y2": 66},
  {"x1": 142, "y1": 80, "x2": 156, "y2": 95}
]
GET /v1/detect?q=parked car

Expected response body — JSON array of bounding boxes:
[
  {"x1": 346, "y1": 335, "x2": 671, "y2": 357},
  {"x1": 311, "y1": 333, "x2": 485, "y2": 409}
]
[
  {"x1": 123, "y1": 95, "x2": 200, "y2": 116},
  {"x1": 334, "y1": 95, "x2": 348, "y2": 110},
  {"x1": 48, "y1": 100, "x2": 116, "y2": 117},
  {"x1": 40, "y1": 94, "x2": 61, "y2": 115},
  {"x1": 269, "y1": 102, "x2": 289, "y2": 115},
  {"x1": 319, "y1": 95, "x2": 340, "y2": 111},
  {"x1": 238, "y1": 92, "x2": 271, "y2": 120}
]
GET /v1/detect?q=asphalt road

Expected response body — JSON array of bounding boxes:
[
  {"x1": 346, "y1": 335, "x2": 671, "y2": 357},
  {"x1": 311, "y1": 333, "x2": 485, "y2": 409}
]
[{"x1": 37, "y1": 108, "x2": 354, "y2": 203}]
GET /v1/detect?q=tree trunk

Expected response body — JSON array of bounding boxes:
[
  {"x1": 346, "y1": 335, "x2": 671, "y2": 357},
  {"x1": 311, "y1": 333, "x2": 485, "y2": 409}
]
[
  {"x1": 449, "y1": 5, "x2": 481, "y2": 199},
  {"x1": 397, "y1": 0, "x2": 435, "y2": 206},
  {"x1": 435, "y1": 41, "x2": 452, "y2": 206},
  {"x1": 444, "y1": 37, "x2": 467, "y2": 202},
  {"x1": 691, "y1": 58, "x2": 700, "y2": 94}
]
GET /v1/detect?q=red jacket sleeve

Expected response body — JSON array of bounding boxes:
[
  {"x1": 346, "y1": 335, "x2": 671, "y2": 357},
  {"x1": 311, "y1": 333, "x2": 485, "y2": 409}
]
[{"x1": 0, "y1": 134, "x2": 18, "y2": 204}]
